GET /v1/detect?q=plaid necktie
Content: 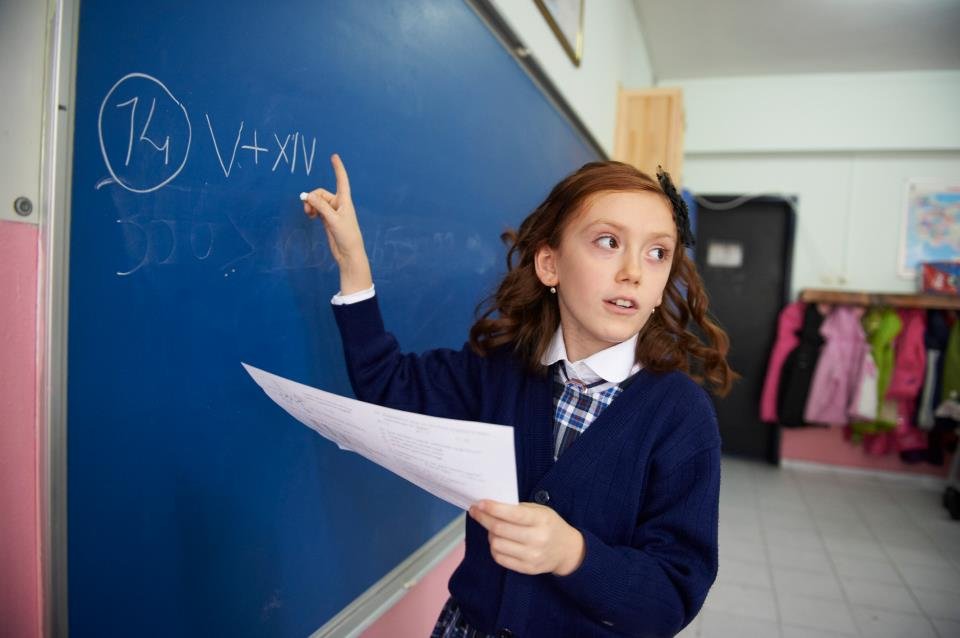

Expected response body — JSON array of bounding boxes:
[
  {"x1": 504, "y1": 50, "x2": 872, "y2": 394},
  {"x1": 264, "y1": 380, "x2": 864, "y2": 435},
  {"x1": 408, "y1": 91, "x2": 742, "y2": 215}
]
[{"x1": 552, "y1": 364, "x2": 623, "y2": 460}]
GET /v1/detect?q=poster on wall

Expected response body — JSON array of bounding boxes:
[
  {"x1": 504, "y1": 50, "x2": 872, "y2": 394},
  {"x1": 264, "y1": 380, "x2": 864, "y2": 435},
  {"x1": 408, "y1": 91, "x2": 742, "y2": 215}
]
[{"x1": 899, "y1": 179, "x2": 960, "y2": 278}]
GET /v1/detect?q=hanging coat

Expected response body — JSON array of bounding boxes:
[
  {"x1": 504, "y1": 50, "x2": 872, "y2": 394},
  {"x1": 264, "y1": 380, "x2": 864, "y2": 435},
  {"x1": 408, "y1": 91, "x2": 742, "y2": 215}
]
[
  {"x1": 885, "y1": 309, "x2": 928, "y2": 454},
  {"x1": 940, "y1": 318, "x2": 960, "y2": 405},
  {"x1": 804, "y1": 305, "x2": 867, "y2": 426},
  {"x1": 873, "y1": 308, "x2": 904, "y2": 428},
  {"x1": 849, "y1": 308, "x2": 901, "y2": 437},
  {"x1": 760, "y1": 302, "x2": 806, "y2": 423},
  {"x1": 887, "y1": 309, "x2": 927, "y2": 401},
  {"x1": 777, "y1": 304, "x2": 825, "y2": 427},
  {"x1": 917, "y1": 310, "x2": 950, "y2": 431}
]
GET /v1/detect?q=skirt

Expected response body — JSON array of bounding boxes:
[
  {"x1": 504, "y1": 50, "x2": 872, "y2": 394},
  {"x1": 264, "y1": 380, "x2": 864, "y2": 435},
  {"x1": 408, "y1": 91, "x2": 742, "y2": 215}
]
[{"x1": 430, "y1": 597, "x2": 496, "y2": 638}]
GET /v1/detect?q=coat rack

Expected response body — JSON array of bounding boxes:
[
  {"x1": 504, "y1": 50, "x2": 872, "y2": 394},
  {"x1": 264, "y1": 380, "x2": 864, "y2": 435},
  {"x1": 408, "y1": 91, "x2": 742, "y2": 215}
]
[{"x1": 799, "y1": 289, "x2": 960, "y2": 311}]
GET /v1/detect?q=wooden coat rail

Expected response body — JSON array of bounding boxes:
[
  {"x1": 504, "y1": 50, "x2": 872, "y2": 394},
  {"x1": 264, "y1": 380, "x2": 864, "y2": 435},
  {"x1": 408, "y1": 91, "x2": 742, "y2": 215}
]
[{"x1": 800, "y1": 289, "x2": 960, "y2": 311}]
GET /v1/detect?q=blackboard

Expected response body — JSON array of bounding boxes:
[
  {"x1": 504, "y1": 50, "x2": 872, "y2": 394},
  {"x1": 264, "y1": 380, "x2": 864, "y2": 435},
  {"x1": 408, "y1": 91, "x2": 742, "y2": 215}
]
[{"x1": 66, "y1": 1, "x2": 598, "y2": 635}]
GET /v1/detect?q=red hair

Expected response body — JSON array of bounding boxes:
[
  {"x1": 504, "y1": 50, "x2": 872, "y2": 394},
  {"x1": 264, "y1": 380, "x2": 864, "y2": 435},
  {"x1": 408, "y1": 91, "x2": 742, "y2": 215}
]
[{"x1": 468, "y1": 160, "x2": 736, "y2": 397}]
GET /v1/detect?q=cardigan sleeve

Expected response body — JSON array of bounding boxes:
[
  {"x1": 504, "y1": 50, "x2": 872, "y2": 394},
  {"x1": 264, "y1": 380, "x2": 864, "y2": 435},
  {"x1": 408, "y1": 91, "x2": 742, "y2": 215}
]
[
  {"x1": 551, "y1": 418, "x2": 720, "y2": 637},
  {"x1": 331, "y1": 295, "x2": 485, "y2": 420}
]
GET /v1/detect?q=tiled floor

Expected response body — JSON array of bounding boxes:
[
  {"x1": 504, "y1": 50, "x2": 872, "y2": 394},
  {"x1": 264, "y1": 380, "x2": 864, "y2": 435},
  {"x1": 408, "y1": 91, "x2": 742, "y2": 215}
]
[{"x1": 679, "y1": 457, "x2": 960, "y2": 637}]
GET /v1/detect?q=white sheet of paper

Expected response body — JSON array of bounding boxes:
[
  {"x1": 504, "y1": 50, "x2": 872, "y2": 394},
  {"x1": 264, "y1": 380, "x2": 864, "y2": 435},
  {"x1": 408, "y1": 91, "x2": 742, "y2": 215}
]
[{"x1": 242, "y1": 363, "x2": 519, "y2": 510}]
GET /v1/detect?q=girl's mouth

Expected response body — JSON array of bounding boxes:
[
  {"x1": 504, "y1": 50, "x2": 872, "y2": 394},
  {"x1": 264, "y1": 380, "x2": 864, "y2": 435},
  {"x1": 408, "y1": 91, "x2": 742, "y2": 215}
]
[{"x1": 604, "y1": 298, "x2": 638, "y2": 314}]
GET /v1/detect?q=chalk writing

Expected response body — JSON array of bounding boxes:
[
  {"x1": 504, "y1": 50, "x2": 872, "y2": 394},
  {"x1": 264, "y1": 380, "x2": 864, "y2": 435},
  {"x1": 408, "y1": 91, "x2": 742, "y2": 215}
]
[
  {"x1": 99, "y1": 74, "x2": 488, "y2": 279},
  {"x1": 98, "y1": 73, "x2": 191, "y2": 193},
  {"x1": 98, "y1": 72, "x2": 320, "y2": 192},
  {"x1": 205, "y1": 116, "x2": 244, "y2": 178}
]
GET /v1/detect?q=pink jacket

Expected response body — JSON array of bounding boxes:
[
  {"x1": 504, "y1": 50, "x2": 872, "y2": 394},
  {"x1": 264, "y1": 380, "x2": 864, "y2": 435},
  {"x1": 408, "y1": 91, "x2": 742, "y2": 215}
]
[
  {"x1": 886, "y1": 309, "x2": 927, "y2": 401},
  {"x1": 804, "y1": 306, "x2": 867, "y2": 425},
  {"x1": 760, "y1": 302, "x2": 806, "y2": 423},
  {"x1": 889, "y1": 308, "x2": 928, "y2": 453}
]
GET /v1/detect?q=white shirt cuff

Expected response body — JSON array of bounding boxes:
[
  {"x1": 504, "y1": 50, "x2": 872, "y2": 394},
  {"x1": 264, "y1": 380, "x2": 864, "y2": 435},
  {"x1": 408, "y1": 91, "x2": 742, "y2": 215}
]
[{"x1": 331, "y1": 284, "x2": 376, "y2": 305}]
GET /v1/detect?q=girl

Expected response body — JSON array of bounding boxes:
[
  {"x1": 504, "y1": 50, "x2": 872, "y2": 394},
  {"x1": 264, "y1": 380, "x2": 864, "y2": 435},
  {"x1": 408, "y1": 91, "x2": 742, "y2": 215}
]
[{"x1": 303, "y1": 155, "x2": 734, "y2": 638}]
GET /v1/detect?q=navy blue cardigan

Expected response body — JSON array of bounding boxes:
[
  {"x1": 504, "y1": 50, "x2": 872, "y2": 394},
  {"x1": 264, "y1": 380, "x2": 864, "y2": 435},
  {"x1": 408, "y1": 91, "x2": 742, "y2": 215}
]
[{"x1": 333, "y1": 297, "x2": 721, "y2": 638}]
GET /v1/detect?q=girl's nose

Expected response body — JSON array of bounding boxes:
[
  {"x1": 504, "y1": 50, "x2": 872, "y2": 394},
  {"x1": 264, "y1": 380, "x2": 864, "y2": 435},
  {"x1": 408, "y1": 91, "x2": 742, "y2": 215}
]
[{"x1": 618, "y1": 252, "x2": 642, "y2": 284}]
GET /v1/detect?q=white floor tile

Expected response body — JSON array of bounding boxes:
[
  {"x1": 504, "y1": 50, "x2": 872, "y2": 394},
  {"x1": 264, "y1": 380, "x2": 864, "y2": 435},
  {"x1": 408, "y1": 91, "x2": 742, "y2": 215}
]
[
  {"x1": 721, "y1": 537, "x2": 768, "y2": 563},
  {"x1": 762, "y1": 509, "x2": 819, "y2": 533},
  {"x1": 931, "y1": 616, "x2": 960, "y2": 638},
  {"x1": 917, "y1": 519, "x2": 960, "y2": 551},
  {"x1": 776, "y1": 594, "x2": 858, "y2": 635},
  {"x1": 885, "y1": 545, "x2": 952, "y2": 569},
  {"x1": 913, "y1": 587, "x2": 960, "y2": 621},
  {"x1": 697, "y1": 609, "x2": 782, "y2": 638},
  {"x1": 899, "y1": 563, "x2": 960, "y2": 594},
  {"x1": 716, "y1": 556, "x2": 773, "y2": 588},
  {"x1": 780, "y1": 624, "x2": 857, "y2": 638},
  {"x1": 765, "y1": 528, "x2": 826, "y2": 552},
  {"x1": 703, "y1": 582, "x2": 778, "y2": 621},
  {"x1": 822, "y1": 535, "x2": 887, "y2": 560},
  {"x1": 830, "y1": 554, "x2": 904, "y2": 585},
  {"x1": 824, "y1": 505, "x2": 870, "y2": 519},
  {"x1": 772, "y1": 566, "x2": 843, "y2": 600},
  {"x1": 875, "y1": 526, "x2": 939, "y2": 549},
  {"x1": 851, "y1": 606, "x2": 938, "y2": 638},
  {"x1": 758, "y1": 495, "x2": 810, "y2": 515},
  {"x1": 720, "y1": 521, "x2": 763, "y2": 544},
  {"x1": 768, "y1": 546, "x2": 834, "y2": 573},
  {"x1": 857, "y1": 503, "x2": 910, "y2": 523},
  {"x1": 840, "y1": 576, "x2": 921, "y2": 614}
]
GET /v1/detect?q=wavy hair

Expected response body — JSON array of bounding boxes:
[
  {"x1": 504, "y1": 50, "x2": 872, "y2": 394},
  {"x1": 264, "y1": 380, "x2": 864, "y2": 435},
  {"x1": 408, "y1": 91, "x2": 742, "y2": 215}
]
[{"x1": 468, "y1": 160, "x2": 737, "y2": 397}]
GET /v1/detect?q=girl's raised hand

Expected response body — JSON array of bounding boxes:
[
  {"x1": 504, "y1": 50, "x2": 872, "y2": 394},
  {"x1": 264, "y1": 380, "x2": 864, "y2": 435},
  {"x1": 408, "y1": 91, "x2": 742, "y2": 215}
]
[
  {"x1": 302, "y1": 154, "x2": 372, "y2": 294},
  {"x1": 469, "y1": 500, "x2": 586, "y2": 577}
]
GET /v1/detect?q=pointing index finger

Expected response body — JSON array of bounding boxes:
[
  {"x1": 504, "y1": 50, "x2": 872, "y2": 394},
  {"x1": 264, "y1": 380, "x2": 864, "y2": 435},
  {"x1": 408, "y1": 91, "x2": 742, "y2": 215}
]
[{"x1": 331, "y1": 153, "x2": 351, "y2": 198}]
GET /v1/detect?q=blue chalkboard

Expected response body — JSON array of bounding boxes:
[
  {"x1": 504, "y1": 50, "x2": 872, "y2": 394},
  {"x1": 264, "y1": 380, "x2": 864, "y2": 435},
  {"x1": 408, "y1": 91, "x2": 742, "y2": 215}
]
[{"x1": 67, "y1": 1, "x2": 598, "y2": 635}]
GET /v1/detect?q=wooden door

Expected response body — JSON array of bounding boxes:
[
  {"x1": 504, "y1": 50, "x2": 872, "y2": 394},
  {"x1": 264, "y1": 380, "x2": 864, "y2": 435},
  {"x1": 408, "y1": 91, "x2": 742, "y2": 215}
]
[{"x1": 613, "y1": 87, "x2": 684, "y2": 183}]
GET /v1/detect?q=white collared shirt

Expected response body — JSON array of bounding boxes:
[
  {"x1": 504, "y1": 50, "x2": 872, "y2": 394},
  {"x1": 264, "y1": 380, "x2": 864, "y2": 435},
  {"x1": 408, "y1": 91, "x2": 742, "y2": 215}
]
[{"x1": 540, "y1": 325, "x2": 642, "y2": 391}]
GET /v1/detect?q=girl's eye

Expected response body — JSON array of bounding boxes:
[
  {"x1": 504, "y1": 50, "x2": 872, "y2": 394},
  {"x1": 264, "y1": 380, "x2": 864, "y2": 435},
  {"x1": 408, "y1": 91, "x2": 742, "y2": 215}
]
[
  {"x1": 650, "y1": 247, "x2": 668, "y2": 261},
  {"x1": 596, "y1": 235, "x2": 618, "y2": 249}
]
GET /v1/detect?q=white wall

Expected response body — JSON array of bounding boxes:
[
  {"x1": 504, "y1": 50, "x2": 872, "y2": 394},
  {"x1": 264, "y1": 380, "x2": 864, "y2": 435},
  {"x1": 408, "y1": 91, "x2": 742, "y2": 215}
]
[
  {"x1": 659, "y1": 72, "x2": 960, "y2": 297},
  {"x1": 676, "y1": 71, "x2": 960, "y2": 153},
  {"x1": 490, "y1": 0, "x2": 653, "y2": 155},
  {"x1": 0, "y1": 0, "x2": 47, "y2": 224}
]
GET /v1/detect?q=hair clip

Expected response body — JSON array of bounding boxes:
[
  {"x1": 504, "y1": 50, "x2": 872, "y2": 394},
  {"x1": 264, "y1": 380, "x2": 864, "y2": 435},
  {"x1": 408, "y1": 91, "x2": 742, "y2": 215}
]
[{"x1": 656, "y1": 166, "x2": 695, "y2": 248}]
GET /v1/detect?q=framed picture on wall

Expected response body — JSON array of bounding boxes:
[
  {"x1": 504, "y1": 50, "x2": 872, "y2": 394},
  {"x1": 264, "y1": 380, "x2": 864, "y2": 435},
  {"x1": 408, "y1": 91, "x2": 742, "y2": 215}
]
[
  {"x1": 534, "y1": 0, "x2": 584, "y2": 66},
  {"x1": 899, "y1": 179, "x2": 960, "y2": 277}
]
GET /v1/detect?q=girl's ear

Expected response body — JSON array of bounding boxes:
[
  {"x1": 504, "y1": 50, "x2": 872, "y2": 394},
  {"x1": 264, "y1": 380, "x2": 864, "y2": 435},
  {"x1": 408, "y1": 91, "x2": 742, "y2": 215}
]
[{"x1": 534, "y1": 245, "x2": 559, "y2": 287}]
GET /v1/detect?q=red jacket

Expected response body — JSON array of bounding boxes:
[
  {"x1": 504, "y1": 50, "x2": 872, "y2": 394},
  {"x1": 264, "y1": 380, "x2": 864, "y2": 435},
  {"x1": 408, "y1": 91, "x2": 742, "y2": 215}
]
[{"x1": 760, "y1": 302, "x2": 805, "y2": 423}]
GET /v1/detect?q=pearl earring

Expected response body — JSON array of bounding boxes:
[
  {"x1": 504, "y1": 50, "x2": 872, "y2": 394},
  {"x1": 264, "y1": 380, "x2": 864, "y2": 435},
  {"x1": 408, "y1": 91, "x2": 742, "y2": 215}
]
[{"x1": 549, "y1": 286, "x2": 556, "y2": 294}]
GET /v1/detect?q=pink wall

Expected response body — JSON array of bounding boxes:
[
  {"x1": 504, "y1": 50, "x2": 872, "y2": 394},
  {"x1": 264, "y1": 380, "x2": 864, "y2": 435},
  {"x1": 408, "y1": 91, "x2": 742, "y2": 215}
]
[
  {"x1": 361, "y1": 542, "x2": 464, "y2": 638},
  {"x1": 0, "y1": 220, "x2": 42, "y2": 638},
  {"x1": 781, "y1": 426, "x2": 952, "y2": 477}
]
